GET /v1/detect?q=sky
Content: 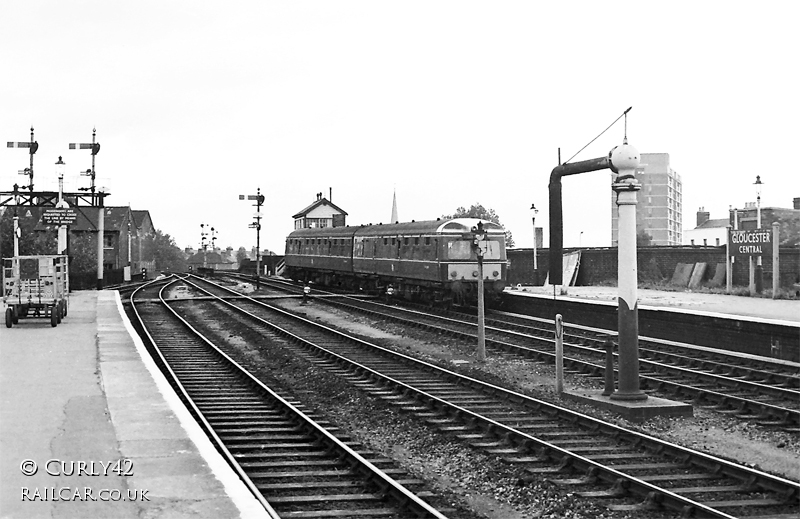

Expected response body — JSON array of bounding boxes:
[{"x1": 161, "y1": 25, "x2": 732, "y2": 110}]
[{"x1": 2, "y1": 1, "x2": 798, "y2": 254}]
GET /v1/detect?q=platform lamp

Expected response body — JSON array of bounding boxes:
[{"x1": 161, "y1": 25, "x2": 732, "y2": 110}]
[
  {"x1": 753, "y1": 175, "x2": 764, "y2": 293},
  {"x1": 55, "y1": 157, "x2": 68, "y2": 255},
  {"x1": 530, "y1": 203, "x2": 538, "y2": 284},
  {"x1": 12, "y1": 183, "x2": 21, "y2": 257}
]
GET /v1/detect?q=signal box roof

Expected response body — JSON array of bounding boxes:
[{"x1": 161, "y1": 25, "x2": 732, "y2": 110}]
[{"x1": 292, "y1": 197, "x2": 348, "y2": 219}]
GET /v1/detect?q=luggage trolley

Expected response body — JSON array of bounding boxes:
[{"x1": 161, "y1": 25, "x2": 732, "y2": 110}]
[{"x1": 2, "y1": 255, "x2": 69, "y2": 328}]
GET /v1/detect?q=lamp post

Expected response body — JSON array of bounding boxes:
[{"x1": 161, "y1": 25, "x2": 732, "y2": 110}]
[
  {"x1": 530, "y1": 203, "x2": 538, "y2": 285},
  {"x1": 55, "y1": 157, "x2": 68, "y2": 255},
  {"x1": 579, "y1": 231, "x2": 584, "y2": 248},
  {"x1": 12, "y1": 184, "x2": 21, "y2": 257},
  {"x1": 754, "y1": 175, "x2": 764, "y2": 294}
]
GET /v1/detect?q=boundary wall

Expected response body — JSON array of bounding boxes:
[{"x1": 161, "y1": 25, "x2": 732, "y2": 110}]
[{"x1": 508, "y1": 246, "x2": 800, "y2": 289}]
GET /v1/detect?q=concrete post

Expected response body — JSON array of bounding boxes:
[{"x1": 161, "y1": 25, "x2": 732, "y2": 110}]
[
  {"x1": 13, "y1": 216, "x2": 20, "y2": 257},
  {"x1": 97, "y1": 202, "x2": 104, "y2": 290},
  {"x1": 610, "y1": 141, "x2": 647, "y2": 401},
  {"x1": 772, "y1": 222, "x2": 780, "y2": 298},
  {"x1": 725, "y1": 225, "x2": 732, "y2": 294},
  {"x1": 555, "y1": 314, "x2": 564, "y2": 393}
]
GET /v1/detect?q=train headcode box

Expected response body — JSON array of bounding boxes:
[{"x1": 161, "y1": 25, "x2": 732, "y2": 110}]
[
  {"x1": 42, "y1": 208, "x2": 78, "y2": 225},
  {"x1": 729, "y1": 228, "x2": 773, "y2": 257}
]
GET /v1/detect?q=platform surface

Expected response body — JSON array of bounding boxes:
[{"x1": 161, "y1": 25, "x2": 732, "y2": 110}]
[
  {"x1": 0, "y1": 291, "x2": 271, "y2": 519},
  {"x1": 510, "y1": 285, "x2": 799, "y2": 324}
]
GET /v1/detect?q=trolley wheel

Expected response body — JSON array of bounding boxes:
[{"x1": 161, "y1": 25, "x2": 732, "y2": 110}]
[
  {"x1": 5, "y1": 308, "x2": 12, "y2": 328},
  {"x1": 50, "y1": 308, "x2": 58, "y2": 327},
  {"x1": 56, "y1": 303, "x2": 63, "y2": 323},
  {"x1": 62, "y1": 300, "x2": 68, "y2": 317},
  {"x1": 12, "y1": 307, "x2": 19, "y2": 324}
]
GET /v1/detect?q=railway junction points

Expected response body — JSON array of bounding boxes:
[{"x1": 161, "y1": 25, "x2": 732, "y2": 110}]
[{"x1": 1, "y1": 283, "x2": 798, "y2": 518}]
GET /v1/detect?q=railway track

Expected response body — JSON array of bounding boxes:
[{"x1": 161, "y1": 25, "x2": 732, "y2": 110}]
[
  {"x1": 280, "y1": 286, "x2": 800, "y2": 430},
  {"x1": 129, "y1": 276, "x2": 450, "y2": 519},
  {"x1": 168, "y1": 275, "x2": 800, "y2": 518},
  {"x1": 213, "y1": 273, "x2": 800, "y2": 428}
]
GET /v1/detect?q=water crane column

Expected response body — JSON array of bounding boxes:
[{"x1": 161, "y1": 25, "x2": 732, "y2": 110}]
[{"x1": 610, "y1": 140, "x2": 647, "y2": 401}]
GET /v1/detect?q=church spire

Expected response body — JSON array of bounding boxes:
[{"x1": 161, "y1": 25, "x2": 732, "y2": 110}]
[{"x1": 391, "y1": 189, "x2": 399, "y2": 223}]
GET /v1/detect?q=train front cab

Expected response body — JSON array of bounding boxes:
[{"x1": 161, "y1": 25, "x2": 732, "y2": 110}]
[{"x1": 436, "y1": 219, "x2": 507, "y2": 305}]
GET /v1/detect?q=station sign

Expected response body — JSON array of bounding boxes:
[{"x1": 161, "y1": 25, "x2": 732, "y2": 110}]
[
  {"x1": 42, "y1": 208, "x2": 78, "y2": 225},
  {"x1": 729, "y1": 228, "x2": 773, "y2": 257}
]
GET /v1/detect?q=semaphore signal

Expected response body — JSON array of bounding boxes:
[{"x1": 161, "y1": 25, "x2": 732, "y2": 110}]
[{"x1": 6, "y1": 126, "x2": 38, "y2": 191}]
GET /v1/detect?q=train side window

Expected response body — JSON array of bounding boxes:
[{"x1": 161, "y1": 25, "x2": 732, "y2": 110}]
[
  {"x1": 384, "y1": 238, "x2": 388, "y2": 245},
  {"x1": 404, "y1": 237, "x2": 409, "y2": 246},
  {"x1": 414, "y1": 237, "x2": 419, "y2": 245},
  {"x1": 425, "y1": 236, "x2": 431, "y2": 245}
]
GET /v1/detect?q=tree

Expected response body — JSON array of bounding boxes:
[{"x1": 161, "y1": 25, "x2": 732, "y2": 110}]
[
  {"x1": 442, "y1": 203, "x2": 515, "y2": 247},
  {"x1": 236, "y1": 247, "x2": 248, "y2": 264},
  {"x1": 145, "y1": 229, "x2": 187, "y2": 272},
  {"x1": 636, "y1": 229, "x2": 654, "y2": 247},
  {"x1": 68, "y1": 233, "x2": 98, "y2": 274},
  {"x1": 0, "y1": 209, "x2": 56, "y2": 257}
]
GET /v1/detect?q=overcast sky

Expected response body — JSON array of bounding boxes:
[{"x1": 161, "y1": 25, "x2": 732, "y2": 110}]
[{"x1": 2, "y1": 1, "x2": 797, "y2": 254}]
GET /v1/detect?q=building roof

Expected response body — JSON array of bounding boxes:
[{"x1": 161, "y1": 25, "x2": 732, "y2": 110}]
[
  {"x1": 695, "y1": 218, "x2": 729, "y2": 229},
  {"x1": 131, "y1": 210, "x2": 153, "y2": 230},
  {"x1": 292, "y1": 197, "x2": 348, "y2": 219}
]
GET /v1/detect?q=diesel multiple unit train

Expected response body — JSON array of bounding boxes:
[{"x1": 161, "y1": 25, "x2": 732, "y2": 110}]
[{"x1": 284, "y1": 218, "x2": 507, "y2": 305}]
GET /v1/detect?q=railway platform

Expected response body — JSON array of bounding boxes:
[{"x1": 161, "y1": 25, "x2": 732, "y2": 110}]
[
  {"x1": 508, "y1": 285, "x2": 799, "y2": 323},
  {"x1": 0, "y1": 290, "x2": 271, "y2": 519}
]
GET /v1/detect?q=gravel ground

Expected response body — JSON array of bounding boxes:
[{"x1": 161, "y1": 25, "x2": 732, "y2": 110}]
[{"x1": 179, "y1": 289, "x2": 800, "y2": 519}]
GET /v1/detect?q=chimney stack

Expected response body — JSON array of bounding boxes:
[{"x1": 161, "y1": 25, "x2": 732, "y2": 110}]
[{"x1": 696, "y1": 206, "x2": 710, "y2": 227}]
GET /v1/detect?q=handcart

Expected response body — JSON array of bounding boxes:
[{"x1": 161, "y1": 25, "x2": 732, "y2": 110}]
[{"x1": 2, "y1": 255, "x2": 69, "y2": 328}]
